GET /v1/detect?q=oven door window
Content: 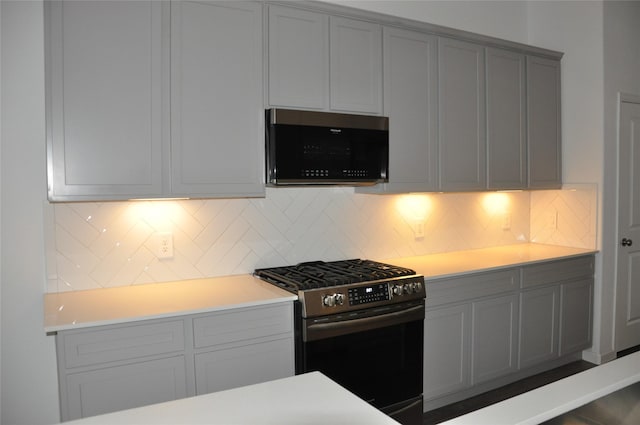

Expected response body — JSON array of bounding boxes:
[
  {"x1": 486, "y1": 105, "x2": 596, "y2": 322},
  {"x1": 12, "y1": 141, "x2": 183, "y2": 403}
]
[{"x1": 301, "y1": 318, "x2": 423, "y2": 409}]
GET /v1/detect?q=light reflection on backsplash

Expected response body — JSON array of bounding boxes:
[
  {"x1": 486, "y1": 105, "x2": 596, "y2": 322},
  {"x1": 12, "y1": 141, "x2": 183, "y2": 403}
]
[{"x1": 44, "y1": 186, "x2": 597, "y2": 292}]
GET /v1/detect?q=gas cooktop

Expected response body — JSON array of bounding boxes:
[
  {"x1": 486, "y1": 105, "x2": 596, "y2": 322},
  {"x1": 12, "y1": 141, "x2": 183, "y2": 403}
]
[{"x1": 254, "y1": 259, "x2": 425, "y2": 317}]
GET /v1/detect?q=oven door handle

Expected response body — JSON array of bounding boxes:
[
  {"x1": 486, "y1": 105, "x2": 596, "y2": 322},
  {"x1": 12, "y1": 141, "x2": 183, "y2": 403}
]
[{"x1": 303, "y1": 304, "x2": 424, "y2": 342}]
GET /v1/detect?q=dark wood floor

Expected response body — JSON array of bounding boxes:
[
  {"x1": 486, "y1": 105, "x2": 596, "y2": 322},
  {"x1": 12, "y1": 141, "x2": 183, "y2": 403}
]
[
  {"x1": 422, "y1": 361, "x2": 595, "y2": 424},
  {"x1": 423, "y1": 346, "x2": 640, "y2": 425}
]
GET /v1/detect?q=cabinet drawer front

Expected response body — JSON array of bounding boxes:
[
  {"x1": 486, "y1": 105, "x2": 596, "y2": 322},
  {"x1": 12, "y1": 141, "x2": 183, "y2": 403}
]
[
  {"x1": 193, "y1": 304, "x2": 293, "y2": 349},
  {"x1": 64, "y1": 356, "x2": 187, "y2": 420},
  {"x1": 522, "y1": 256, "x2": 594, "y2": 288},
  {"x1": 426, "y1": 269, "x2": 519, "y2": 307},
  {"x1": 61, "y1": 320, "x2": 185, "y2": 368}
]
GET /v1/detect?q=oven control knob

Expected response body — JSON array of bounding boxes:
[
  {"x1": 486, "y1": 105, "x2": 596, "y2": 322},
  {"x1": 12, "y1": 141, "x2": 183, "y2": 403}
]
[
  {"x1": 392, "y1": 285, "x2": 404, "y2": 296},
  {"x1": 403, "y1": 283, "x2": 413, "y2": 294},
  {"x1": 412, "y1": 282, "x2": 423, "y2": 293},
  {"x1": 322, "y1": 294, "x2": 336, "y2": 307},
  {"x1": 334, "y1": 293, "x2": 345, "y2": 306}
]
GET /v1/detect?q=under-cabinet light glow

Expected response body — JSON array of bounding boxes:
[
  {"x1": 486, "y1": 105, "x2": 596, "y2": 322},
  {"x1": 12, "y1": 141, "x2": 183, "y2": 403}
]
[
  {"x1": 482, "y1": 192, "x2": 510, "y2": 215},
  {"x1": 396, "y1": 194, "x2": 432, "y2": 221}
]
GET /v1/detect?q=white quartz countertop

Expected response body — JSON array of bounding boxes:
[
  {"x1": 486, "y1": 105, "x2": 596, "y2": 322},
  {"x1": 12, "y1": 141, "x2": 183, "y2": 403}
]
[
  {"x1": 383, "y1": 243, "x2": 597, "y2": 281},
  {"x1": 44, "y1": 243, "x2": 596, "y2": 332},
  {"x1": 60, "y1": 371, "x2": 400, "y2": 425},
  {"x1": 440, "y1": 350, "x2": 640, "y2": 425},
  {"x1": 44, "y1": 274, "x2": 297, "y2": 332}
]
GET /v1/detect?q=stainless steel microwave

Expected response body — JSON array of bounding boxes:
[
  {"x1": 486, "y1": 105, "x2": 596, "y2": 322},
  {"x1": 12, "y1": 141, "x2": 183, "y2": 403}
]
[{"x1": 265, "y1": 108, "x2": 389, "y2": 186}]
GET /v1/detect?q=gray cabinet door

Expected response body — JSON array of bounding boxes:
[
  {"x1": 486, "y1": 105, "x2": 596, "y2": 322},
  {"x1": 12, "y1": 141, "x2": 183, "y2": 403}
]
[
  {"x1": 267, "y1": 5, "x2": 328, "y2": 110},
  {"x1": 527, "y1": 56, "x2": 562, "y2": 189},
  {"x1": 329, "y1": 16, "x2": 382, "y2": 114},
  {"x1": 559, "y1": 279, "x2": 593, "y2": 355},
  {"x1": 438, "y1": 38, "x2": 486, "y2": 191},
  {"x1": 64, "y1": 356, "x2": 187, "y2": 421},
  {"x1": 170, "y1": 1, "x2": 264, "y2": 197},
  {"x1": 471, "y1": 294, "x2": 519, "y2": 384},
  {"x1": 424, "y1": 303, "x2": 471, "y2": 400},
  {"x1": 381, "y1": 27, "x2": 438, "y2": 191},
  {"x1": 45, "y1": 1, "x2": 165, "y2": 201},
  {"x1": 486, "y1": 48, "x2": 526, "y2": 190},
  {"x1": 195, "y1": 337, "x2": 294, "y2": 395},
  {"x1": 519, "y1": 286, "x2": 560, "y2": 369}
]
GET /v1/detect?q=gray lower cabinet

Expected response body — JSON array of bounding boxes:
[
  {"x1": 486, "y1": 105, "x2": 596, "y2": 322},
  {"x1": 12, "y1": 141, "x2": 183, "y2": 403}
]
[
  {"x1": 560, "y1": 278, "x2": 593, "y2": 355},
  {"x1": 519, "y1": 285, "x2": 560, "y2": 369},
  {"x1": 424, "y1": 255, "x2": 594, "y2": 410},
  {"x1": 424, "y1": 303, "x2": 471, "y2": 400},
  {"x1": 471, "y1": 294, "x2": 519, "y2": 385},
  {"x1": 64, "y1": 356, "x2": 188, "y2": 420},
  {"x1": 56, "y1": 303, "x2": 294, "y2": 421}
]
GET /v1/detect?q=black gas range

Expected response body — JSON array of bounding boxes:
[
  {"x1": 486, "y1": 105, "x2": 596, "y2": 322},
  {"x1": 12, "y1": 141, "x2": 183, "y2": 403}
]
[
  {"x1": 254, "y1": 259, "x2": 426, "y2": 425},
  {"x1": 254, "y1": 259, "x2": 426, "y2": 317}
]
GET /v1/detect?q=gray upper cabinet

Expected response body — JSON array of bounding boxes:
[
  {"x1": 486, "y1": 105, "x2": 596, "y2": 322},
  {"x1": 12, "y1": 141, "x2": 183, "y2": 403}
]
[
  {"x1": 267, "y1": 5, "x2": 328, "y2": 110},
  {"x1": 170, "y1": 1, "x2": 264, "y2": 197},
  {"x1": 45, "y1": 1, "x2": 165, "y2": 200},
  {"x1": 527, "y1": 56, "x2": 562, "y2": 189},
  {"x1": 329, "y1": 16, "x2": 382, "y2": 114},
  {"x1": 438, "y1": 38, "x2": 487, "y2": 191},
  {"x1": 267, "y1": 5, "x2": 382, "y2": 115},
  {"x1": 46, "y1": 0, "x2": 264, "y2": 201},
  {"x1": 486, "y1": 48, "x2": 526, "y2": 190},
  {"x1": 359, "y1": 27, "x2": 438, "y2": 193}
]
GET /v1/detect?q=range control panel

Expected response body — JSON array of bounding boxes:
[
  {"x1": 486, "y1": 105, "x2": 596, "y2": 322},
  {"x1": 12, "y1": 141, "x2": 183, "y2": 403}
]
[
  {"x1": 348, "y1": 283, "x2": 390, "y2": 305},
  {"x1": 299, "y1": 275, "x2": 426, "y2": 318}
]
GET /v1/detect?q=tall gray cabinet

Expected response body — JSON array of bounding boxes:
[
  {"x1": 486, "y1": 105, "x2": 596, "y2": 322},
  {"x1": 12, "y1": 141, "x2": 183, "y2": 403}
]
[
  {"x1": 527, "y1": 56, "x2": 562, "y2": 189},
  {"x1": 437, "y1": 38, "x2": 487, "y2": 191},
  {"x1": 486, "y1": 48, "x2": 527, "y2": 190},
  {"x1": 45, "y1": 1, "x2": 165, "y2": 200},
  {"x1": 379, "y1": 27, "x2": 438, "y2": 192},
  {"x1": 45, "y1": 1, "x2": 265, "y2": 201}
]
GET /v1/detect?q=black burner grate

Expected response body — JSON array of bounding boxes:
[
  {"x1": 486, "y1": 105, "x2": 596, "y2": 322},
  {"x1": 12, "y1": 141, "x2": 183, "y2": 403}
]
[{"x1": 254, "y1": 259, "x2": 416, "y2": 292}]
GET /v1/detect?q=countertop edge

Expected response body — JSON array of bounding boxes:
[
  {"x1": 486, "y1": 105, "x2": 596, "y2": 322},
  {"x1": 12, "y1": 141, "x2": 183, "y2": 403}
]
[
  {"x1": 44, "y1": 294, "x2": 298, "y2": 333},
  {"x1": 424, "y1": 249, "x2": 599, "y2": 281}
]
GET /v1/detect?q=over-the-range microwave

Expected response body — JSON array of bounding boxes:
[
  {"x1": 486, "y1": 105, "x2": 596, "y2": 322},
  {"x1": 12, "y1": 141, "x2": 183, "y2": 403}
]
[{"x1": 265, "y1": 108, "x2": 389, "y2": 186}]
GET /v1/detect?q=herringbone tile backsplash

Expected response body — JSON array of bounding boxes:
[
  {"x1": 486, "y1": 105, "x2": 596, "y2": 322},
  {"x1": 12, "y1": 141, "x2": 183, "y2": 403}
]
[{"x1": 44, "y1": 186, "x2": 597, "y2": 292}]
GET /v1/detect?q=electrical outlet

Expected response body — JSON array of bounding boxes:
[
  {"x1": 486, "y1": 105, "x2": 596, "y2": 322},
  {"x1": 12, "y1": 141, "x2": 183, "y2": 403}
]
[
  {"x1": 502, "y1": 213, "x2": 511, "y2": 230},
  {"x1": 414, "y1": 221, "x2": 425, "y2": 239},
  {"x1": 156, "y1": 232, "x2": 173, "y2": 259}
]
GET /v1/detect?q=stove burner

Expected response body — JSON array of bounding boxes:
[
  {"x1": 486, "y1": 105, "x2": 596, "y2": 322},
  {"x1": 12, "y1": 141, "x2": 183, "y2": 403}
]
[{"x1": 254, "y1": 259, "x2": 416, "y2": 293}]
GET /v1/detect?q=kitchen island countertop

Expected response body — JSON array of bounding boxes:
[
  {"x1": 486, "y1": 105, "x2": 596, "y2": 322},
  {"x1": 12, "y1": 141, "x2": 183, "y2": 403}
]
[
  {"x1": 60, "y1": 371, "x2": 400, "y2": 425},
  {"x1": 439, "y1": 350, "x2": 640, "y2": 425}
]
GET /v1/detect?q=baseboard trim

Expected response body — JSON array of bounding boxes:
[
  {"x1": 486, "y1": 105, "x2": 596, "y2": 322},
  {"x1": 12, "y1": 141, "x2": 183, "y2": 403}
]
[{"x1": 582, "y1": 349, "x2": 617, "y2": 365}]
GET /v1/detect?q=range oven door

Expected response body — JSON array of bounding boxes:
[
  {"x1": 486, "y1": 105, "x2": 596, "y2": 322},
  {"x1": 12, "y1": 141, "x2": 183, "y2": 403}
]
[{"x1": 296, "y1": 300, "x2": 424, "y2": 425}]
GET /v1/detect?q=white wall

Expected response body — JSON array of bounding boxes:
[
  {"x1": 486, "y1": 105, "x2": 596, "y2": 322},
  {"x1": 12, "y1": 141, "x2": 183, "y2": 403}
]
[
  {"x1": 601, "y1": 0, "x2": 640, "y2": 355},
  {"x1": 1, "y1": 2, "x2": 61, "y2": 424}
]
